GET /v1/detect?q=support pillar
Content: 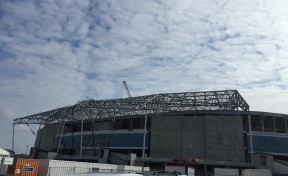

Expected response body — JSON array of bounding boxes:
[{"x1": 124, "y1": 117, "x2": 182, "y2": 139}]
[
  {"x1": 12, "y1": 123, "x2": 15, "y2": 151},
  {"x1": 142, "y1": 109, "x2": 148, "y2": 158},
  {"x1": 90, "y1": 109, "x2": 97, "y2": 156},
  {"x1": 142, "y1": 95, "x2": 159, "y2": 158},
  {"x1": 248, "y1": 114, "x2": 253, "y2": 163},
  {"x1": 261, "y1": 116, "x2": 264, "y2": 132},
  {"x1": 57, "y1": 120, "x2": 66, "y2": 155},
  {"x1": 273, "y1": 116, "x2": 276, "y2": 133},
  {"x1": 0, "y1": 157, "x2": 4, "y2": 173},
  {"x1": 80, "y1": 118, "x2": 83, "y2": 156},
  {"x1": 285, "y1": 120, "x2": 288, "y2": 133}
]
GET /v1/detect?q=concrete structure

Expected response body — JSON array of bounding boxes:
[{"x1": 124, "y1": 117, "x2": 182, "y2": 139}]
[
  {"x1": 13, "y1": 90, "x2": 288, "y2": 174},
  {"x1": 150, "y1": 113, "x2": 245, "y2": 162}
]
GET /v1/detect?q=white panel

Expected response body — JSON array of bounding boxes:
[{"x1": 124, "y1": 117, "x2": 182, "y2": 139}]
[
  {"x1": 117, "y1": 165, "x2": 143, "y2": 173},
  {"x1": 214, "y1": 168, "x2": 239, "y2": 176},
  {"x1": 187, "y1": 167, "x2": 195, "y2": 176},
  {"x1": 143, "y1": 167, "x2": 150, "y2": 172},
  {"x1": 36, "y1": 159, "x2": 148, "y2": 176},
  {"x1": 1, "y1": 157, "x2": 14, "y2": 165},
  {"x1": 242, "y1": 169, "x2": 271, "y2": 176}
]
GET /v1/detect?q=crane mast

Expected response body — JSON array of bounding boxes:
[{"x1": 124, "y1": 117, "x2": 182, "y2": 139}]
[
  {"x1": 123, "y1": 81, "x2": 132, "y2": 98},
  {"x1": 26, "y1": 124, "x2": 36, "y2": 136}
]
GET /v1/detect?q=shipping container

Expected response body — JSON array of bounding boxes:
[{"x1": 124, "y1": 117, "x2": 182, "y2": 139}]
[
  {"x1": 7, "y1": 158, "x2": 39, "y2": 176},
  {"x1": 39, "y1": 160, "x2": 93, "y2": 176},
  {"x1": 214, "y1": 168, "x2": 239, "y2": 176},
  {"x1": 242, "y1": 169, "x2": 271, "y2": 176},
  {"x1": 38, "y1": 159, "x2": 148, "y2": 176},
  {"x1": 165, "y1": 165, "x2": 195, "y2": 176},
  {"x1": 117, "y1": 165, "x2": 144, "y2": 173},
  {"x1": 88, "y1": 162, "x2": 118, "y2": 173},
  {"x1": 69, "y1": 173, "x2": 143, "y2": 176}
]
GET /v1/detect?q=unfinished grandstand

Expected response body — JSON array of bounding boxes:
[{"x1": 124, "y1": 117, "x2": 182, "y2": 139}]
[{"x1": 13, "y1": 90, "x2": 288, "y2": 173}]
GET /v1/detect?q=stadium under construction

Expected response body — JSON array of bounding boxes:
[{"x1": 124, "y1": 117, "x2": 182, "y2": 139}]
[{"x1": 13, "y1": 90, "x2": 288, "y2": 173}]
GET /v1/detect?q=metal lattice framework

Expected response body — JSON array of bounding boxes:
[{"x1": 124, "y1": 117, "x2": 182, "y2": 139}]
[{"x1": 13, "y1": 90, "x2": 249, "y2": 125}]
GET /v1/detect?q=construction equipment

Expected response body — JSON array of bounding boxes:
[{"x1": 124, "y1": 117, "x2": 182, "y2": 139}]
[
  {"x1": 25, "y1": 124, "x2": 36, "y2": 136},
  {"x1": 123, "y1": 81, "x2": 132, "y2": 98}
]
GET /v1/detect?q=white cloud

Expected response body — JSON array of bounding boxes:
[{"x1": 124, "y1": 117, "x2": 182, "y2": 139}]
[
  {"x1": 241, "y1": 87, "x2": 288, "y2": 114},
  {"x1": 1, "y1": 0, "x2": 288, "y2": 153}
]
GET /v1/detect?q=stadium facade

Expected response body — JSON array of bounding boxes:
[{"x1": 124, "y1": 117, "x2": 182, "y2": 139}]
[{"x1": 13, "y1": 90, "x2": 288, "y2": 172}]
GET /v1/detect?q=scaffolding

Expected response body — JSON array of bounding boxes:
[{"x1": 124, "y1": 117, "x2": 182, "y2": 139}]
[{"x1": 13, "y1": 90, "x2": 249, "y2": 125}]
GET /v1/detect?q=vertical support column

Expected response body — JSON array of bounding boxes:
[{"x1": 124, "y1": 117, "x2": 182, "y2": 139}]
[
  {"x1": 71, "y1": 110, "x2": 74, "y2": 157},
  {"x1": 180, "y1": 114, "x2": 183, "y2": 160},
  {"x1": 142, "y1": 95, "x2": 159, "y2": 158},
  {"x1": 248, "y1": 114, "x2": 253, "y2": 163},
  {"x1": 0, "y1": 157, "x2": 4, "y2": 173},
  {"x1": 261, "y1": 116, "x2": 265, "y2": 132},
  {"x1": 142, "y1": 109, "x2": 148, "y2": 158},
  {"x1": 273, "y1": 116, "x2": 277, "y2": 133},
  {"x1": 80, "y1": 118, "x2": 84, "y2": 156},
  {"x1": 12, "y1": 123, "x2": 15, "y2": 151},
  {"x1": 204, "y1": 113, "x2": 208, "y2": 159},
  {"x1": 57, "y1": 120, "x2": 66, "y2": 155},
  {"x1": 90, "y1": 109, "x2": 97, "y2": 156},
  {"x1": 285, "y1": 120, "x2": 288, "y2": 133}
]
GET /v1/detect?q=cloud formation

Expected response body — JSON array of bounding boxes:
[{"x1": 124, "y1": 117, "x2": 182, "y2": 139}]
[{"x1": 1, "y1": 0, "x2": 288, "y2": 153}]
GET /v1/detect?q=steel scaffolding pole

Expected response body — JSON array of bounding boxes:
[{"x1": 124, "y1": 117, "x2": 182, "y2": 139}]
[
  {"x1": 12, "y1": 123, "x2": 15, "y2": 151},
  {"x1": 80, "y1": 118, "x2": 83, "y2": 157},
  {"x1": 142, "y1": 95, "x2": 159, "y2": 158},
  {"x1": 248, "y1": 112, "x2": 253, "y2": 163},
  {"x1": 57, "y1": 120, "x2": 66, "y2": 155}
]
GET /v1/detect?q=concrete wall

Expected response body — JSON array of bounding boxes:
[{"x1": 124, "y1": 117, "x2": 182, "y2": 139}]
[
  {"x1": 150, "y1": 114, "x2": 245, "y2": 162},
  {"x1": 181, "y1": 115, "x2": 206, "y2": 159},
  {"x1": 150, "y1": 115, "x2": 182, "y2": 159},
  {"x1": 34, "y1": 123, "x2": 61, "y2": 151},
  {"x1": 205, "y1": 115, "x2": 245, "y2": 162},
  {"x1": 150, "y1": 115, "x2": 206, "y2": 160},
  {"x1": 253, "y1": 154, "x2": 273, "y2": 171}
]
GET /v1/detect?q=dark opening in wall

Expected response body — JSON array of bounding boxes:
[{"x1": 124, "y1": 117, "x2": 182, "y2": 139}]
[
  {"x1": 251, "y1": 115, "x2": 263, "y2": 131},
  {"x1": 121, "y1": 118, "x2": 132, "y2": 130},
  {"x1": 242, "y1": 115, "x2": 249, "y2": 131},
  {"x1": 263, "y1": 116, "x2": 275, "y2": 132},
  {"x1": 132, "y1": 118, "x2": 144, "y2": 129},
  {"x1": 84, "y1": 122, "x2": 92, "y2": 131},
  {"x1": 275, "y1": 117, "x2": 286, "y2": 133}
]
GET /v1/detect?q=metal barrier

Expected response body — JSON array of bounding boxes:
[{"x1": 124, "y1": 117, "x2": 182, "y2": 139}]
[{"x1": 41, "y1": 167, "x2": 141, "y2": 176}]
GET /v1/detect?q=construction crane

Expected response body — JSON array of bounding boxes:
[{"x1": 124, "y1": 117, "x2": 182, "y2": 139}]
[
  {"x1": 25, "y1": 124, "x2": 36, "y2": 136},
  {"x1": 123, "y1": 81, "x2": 132, "y2": 98}
]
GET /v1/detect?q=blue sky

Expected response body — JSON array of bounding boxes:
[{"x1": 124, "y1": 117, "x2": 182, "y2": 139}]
[{"x1": 1, "y1": 0, "x2": 288, "y2": 153}]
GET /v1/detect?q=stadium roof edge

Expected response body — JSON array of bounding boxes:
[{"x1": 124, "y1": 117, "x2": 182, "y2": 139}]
[{"x1": 14, "y1": 90, "x2": 249, "y2": 125}]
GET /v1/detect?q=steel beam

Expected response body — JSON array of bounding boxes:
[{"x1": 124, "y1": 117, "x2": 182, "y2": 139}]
[{"x1": 14, "y1": 90, "x2": 249, "y2": 125}]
